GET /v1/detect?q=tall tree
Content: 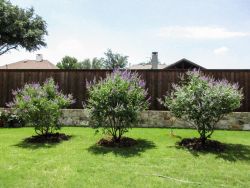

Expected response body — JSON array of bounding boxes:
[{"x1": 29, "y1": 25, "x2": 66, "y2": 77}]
[
  {"x1": 79, "y1": 59, "x2": 92, "y2": 69},
  {"x1": 92, "y1": 57, "x2": 104, "y2": 69},
  {"x1": 103, "y1": 49, "x2": 128, "y2": 69},
  {"x1": 57, "y1": 56, "x2": 79, "y2": 69},
  {"x1": 0, "y1": 0, "x2": 47, "y2": 55},
  {"x1": 78, "y1": 58, "x2": 104, "y2": 69}
]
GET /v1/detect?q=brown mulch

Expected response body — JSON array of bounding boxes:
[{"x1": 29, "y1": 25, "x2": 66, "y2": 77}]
[
  {"x1": 178, "y1": 138, "x2": 225, "y2": 152},
  {"x1": 24, "y1": 133, "x2": 71, "y2": 143},
  {"x1": 97, "y1": 137, "x2": 138, "y2": 148}
]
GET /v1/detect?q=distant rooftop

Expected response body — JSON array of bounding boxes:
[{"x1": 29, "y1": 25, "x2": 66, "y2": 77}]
[
  {"x1": 165, "y1": 58, "x2": 206, "y2": 70},
  {"x1": 129, "y1": 63, "x2": 167, "y2": 70},
  {"x1": 129, "y1": 58, "x2": 205, "y2": 70},
  {"x1": 0, "y1": 55, "x2": 58, "y2": 69}
]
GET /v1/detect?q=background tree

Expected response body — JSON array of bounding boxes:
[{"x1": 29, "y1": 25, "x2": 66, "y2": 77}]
[
  {"x1": 57, "y1": 49, "x2": 129, "y2": 70},
  {"x1": 79, "y1": 59, "x2": 92, "y2": 69},
  {"x1": 78, "y1": 58, "x2": 104, "y2": 69},
  {"x1": 57, "y1": 56, "x2": 79, "y2": 69},
  {"x1": 92, "y1": 57, "x2": 104, "y2": 69},
  {"x1": 57, "y1": 56, "x2": 104, "y2": 69},
  {"x1": 103, "y1": 49, "x2": 128, "y2": 69},
  {"x1": 0, "y1": 0, "x2": 47, "y2": 55}
]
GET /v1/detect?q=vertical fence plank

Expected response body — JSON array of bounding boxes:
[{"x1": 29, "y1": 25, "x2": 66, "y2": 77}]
[{"x1": 0, "y1": 69, "x2": 249, "y2": 111}]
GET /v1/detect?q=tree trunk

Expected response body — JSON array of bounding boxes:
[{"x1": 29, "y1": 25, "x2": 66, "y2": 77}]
[
  {"x1": 200, "y1": 130, "x2": 207, "y2": 147},
  {"x1": 113, "y1": 129, "x2": 122, "y2": 143},
  {"x1": 113, "y1": 135, "x2": 121, "y2": 143},
  {"x1": 201, "y1": 136, "x2": 206, "y2": 147}
]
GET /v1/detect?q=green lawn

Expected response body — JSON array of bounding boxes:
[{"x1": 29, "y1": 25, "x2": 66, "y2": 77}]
[{"x1": 0, "y1": 128, "x2": 249, "y2": 188}]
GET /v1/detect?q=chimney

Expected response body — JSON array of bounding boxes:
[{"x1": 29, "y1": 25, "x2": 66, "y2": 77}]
[
  {"x1": 151, "y1": 52, "x2": 158, "y2": 69},
  {"x1": 36, "y1": 54, "x2": 43, "y2": 62}
]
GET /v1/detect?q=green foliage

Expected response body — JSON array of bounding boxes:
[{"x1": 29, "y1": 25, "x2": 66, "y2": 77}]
[
  {"x1": 79, "y1": 59, "x2": 92, "y2": 69},
  {"x1": 103, "y1": 49, "x2": 128, "y2": 69},
  {"x1": 8, "y1": 78, "x2": 74, "y2": 135},
  {"x1": 87, "y1": 70, "x2": 149, "y2": 142},
  {"x1": 57, "y1": 49, "x2": 128, "y2": 70},
  {"x1": 79, "y1": 58, "x2": 104, "y2": 69},
  {"x1": 161, "y1": 70, "x2": 243, "y2": 143},
  {"x1": 0, "y1": 0, "x2": 47, "y2": 55},
  {"x1": 91, "y1": 57, "x2": 104, "y2": 69},
  {"x1": 57, "y1": 56, "x2": 104, "y2": 69},
  {"x1": 57, "y1": 56, "x2": 79, "y2": 69}
]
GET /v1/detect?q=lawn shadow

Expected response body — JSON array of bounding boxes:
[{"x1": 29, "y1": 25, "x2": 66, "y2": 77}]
[
  {"x1": 13, "y1": 134, "x2": 74, "y2": 150},
  {"x1": 215, "y1": 143, "x2": 250, "y2": 162},
  {"x1": 176, "y1": 142, "x2": 250, "y2": 162},
  {"x1": 88, "y1": 138, "x2": 156, "y2": 157}
]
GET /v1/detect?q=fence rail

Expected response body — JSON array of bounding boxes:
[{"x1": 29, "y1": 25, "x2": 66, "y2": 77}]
[{"x1": 0, "y1": 69, "x2": 250, "y2": 111}]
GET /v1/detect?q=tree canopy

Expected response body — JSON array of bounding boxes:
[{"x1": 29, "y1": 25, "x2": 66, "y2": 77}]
[
  {"x1": 57, "y1": 56, "x2": 79, "y2": 69},
  {"x1": 78, "y1": 59, "x2": 92, "y2": 69},
  {"x1": 103, "y1": 49, "x2": 128, "y2": 69},
  {"x1": 87, "y1": 70, "x2": 149, "y2": 142},
  {"x1": 161, "y1": 70, "x2": 243, "y2": 145},
  {"x1": 57, "y1": 56, "x2": 104, "y2": 69},
  {"x1": 91, "y1": 57, "x2": 104, "y2": 69},
  {"x1": 0, "y1": 0, "x2": 48, "y2": 55},
  {"x1": 57, "y1": 49, "x2": 128, "y2": 69}
]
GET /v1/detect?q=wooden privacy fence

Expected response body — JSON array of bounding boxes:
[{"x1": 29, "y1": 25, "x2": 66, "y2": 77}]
[{"x1": 0, "y1": 69, "x2": 250, "y2": 111}]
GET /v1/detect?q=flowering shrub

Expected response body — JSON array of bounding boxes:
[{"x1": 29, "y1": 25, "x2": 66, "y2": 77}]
[
  {"x1": 0, "y1": 109, "x2": 25, "y2": 128},
  {"x1": 8, "y1": 78, "x2": 74, "y2": 135},
  {"x1": 161, "y1": 70, "x2": 243, "y2": 144},
  {"x1": 86, "y1": 70, "x2": 149, "y2": 142}
]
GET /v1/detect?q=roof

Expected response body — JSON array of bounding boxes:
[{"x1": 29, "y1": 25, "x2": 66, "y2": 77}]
[
  {"x1": 0, "y1": 60, "x2": 58, "y2": 69},
  {"x1": 129, "y1": 58, "x2": 205, "y2": 70},
  {"x1": 164, "y1": 58, "x2": 206, "y2": 69},
  {"x1": 129, "y1": 64, "x2": 167, "y2": 69}
]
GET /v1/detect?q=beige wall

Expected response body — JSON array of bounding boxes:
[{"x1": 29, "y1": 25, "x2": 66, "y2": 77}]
[
  {"x1": 1, "y1": 108, "x2": 249, "y2": 130},
  {"x1": 59, "y1": 109, "x2": 250, "y2": 130}
]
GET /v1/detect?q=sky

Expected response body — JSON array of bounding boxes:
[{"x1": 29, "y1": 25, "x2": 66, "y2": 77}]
[{"x1": 0, "y1": 0, "x2": 250, "y2": 68}]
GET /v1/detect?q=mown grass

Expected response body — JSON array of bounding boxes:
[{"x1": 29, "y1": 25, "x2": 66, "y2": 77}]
[{"x1": 0, "y1": 127, "x2": 249, "y2": 188}]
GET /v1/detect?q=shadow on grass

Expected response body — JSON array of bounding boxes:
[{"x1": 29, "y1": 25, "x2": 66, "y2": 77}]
[
  {"x1": 215, "y1": 143, "x2": 250, "y2": 162},
  {"x1": 88, "y1": 138, "x2": 156, "y2": 157},
  {"x1": 13, "y1": 135, "x2": 74, "y2": 150},
  {"x1": 176, "y1": 142, "x2": 250, "y2": 162}
]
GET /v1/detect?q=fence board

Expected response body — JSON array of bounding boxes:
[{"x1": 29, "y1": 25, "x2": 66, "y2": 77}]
[{"x1": 0, "y1": 69, "x2": 249, "y2": 111}]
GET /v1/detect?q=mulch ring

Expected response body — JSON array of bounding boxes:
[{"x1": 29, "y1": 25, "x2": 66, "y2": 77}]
[
  {"x1": 177, "y1": 138, "x2": 225, "y2": 152},
  {"x1": 97, "y1": 137, "x2": 138, "y2": 148},
  {"x1": 24, "y1": 133, "x2": 71, "y2": 143}
]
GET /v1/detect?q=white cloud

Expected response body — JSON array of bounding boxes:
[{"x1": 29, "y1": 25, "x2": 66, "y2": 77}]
[
  {"x1": 158, "y1": 26, "x2": 250, "y2": 39},
  {"x1": 213, "y1": 46, "x2": 229, "y2": 55}
]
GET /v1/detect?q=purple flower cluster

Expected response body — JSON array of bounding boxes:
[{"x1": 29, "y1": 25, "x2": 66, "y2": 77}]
[
  {"x1": 67, "y1": 94, "x2": 76, "y2": 104},
  {"x1": 86, "y1": 70, "x2": 147, "y2": 92},
  {"x1": 12, "y1": 90, "x2": 18, "y2": 96},
  {"x1": 139, "y1": 80, "x2": 146, "y2": 88},
  {"x1": 6, "y1": 101, "x2": 14, "y2": 108},
  {"x1": 30, "y1": 83, "x2": 40, "y2": 89},
  {"x1": 11, "y1": 88, "x2": 21, "y2": 96},
  {"x1": 86, "y1": 77, "x2": 98, "y2": 89},
  {"x1": 187, "y1": 70, "x2": 241, "y2": 91},
  {"x1": 23, "y1": 95, "x2": 31, "y2": 102},
  {"x1": 111, "y1": 69, "x2": 146, "y2": 88},
  {"x1": 55, "y1": 84, "x2": 59, "y2": 90},
  {"x1": 7, "y1": 78, "x2": 75, "y2": 109}
]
